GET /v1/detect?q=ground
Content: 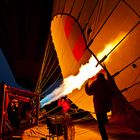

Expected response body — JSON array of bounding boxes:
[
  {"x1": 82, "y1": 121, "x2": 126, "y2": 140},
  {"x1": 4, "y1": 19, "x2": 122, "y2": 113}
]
[{"x1": 3, "y1": 120, "x2": 140, "y2": 140}]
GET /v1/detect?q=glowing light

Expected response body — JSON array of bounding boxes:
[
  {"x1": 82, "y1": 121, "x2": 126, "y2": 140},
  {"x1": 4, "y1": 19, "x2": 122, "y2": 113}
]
[
  {"x1": 97, "y1": 44, "x2": 113, "y2": 60},
  {"x1": 97, "y1": 33, "x2": 126, "y2": 60},
  {"x1": 40, "y1": 56, "x2": 102, "y2": 107},
  {"x1": 40, "y1": 33, "x2": 126, "y2": 107}
]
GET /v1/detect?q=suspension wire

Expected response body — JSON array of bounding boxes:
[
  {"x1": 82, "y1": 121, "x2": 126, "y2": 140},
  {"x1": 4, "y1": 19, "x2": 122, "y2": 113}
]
[
  {"x1": 69, "y1": 0, "x2": 75, "y2": 15},
  {"x1": 122, "y1": 0, "x2": 140, "y2": 18},
  {"x1": 35, "y1": 34, "x2": 52, "y2": 93},
  {"x1": 40, "y1": 63, "x2": 60, "y2": 90},
  {"x1": 38, "y1": 14, "x2": 66, "y2": 92},
  {"x1": 47, "y1": 16, "x2": 66, "y2": 91},
  {"x1": 56, "y1": 0, "x2": 61, "y2": 14},
  {"x1": 129, "y1": 72, "x2": 140, "y2": 96},
  {"x1": 45, "y1": 107, "x2": 96, "y2": 122},
  {"x1": 83, "y1": 0, "x2": 101, "y2": 32},
  {"x1": 61, "y1": 0, "x2": 66, "y2": 14},
  {"x1": 35, "y1": 51, "x2": 47, "y2": 92},
  {"x1": 40, "y1": 58, "x2": 59, "y2": 88},
  {"x1": 76, "y1": 0, "x2": 86, "y2": 21},
  {"x1": 40, "y1": 43, "x2": 55, "y2": 78},
  {"x1": 41, "y1": 49, "x2": 57, "y2": 82},
  {"x1": 40, "y1": 44, "x2": 54, "y2": 80},
  {"x1": 36, "y1": 42, "x2": 58, "y2": 93},
  {"x1": 75, "y1": 130, "x2": 91, "y2": 136},
  {"x1": 73, "y1": 109, "x2": 96, "y2": 116},
  {"x1": 38, "y1": 15, "x2": 62, "y2": 92},
  {"x1": 44, "y1": 42, "x2": 53, "y2": 63},
  {"x1": 40, "y1": 73, "x2": 62, "y2": 96},
  {"x1": 36, "y1": 32, "x2": 57, "y2": 93},
  {"x1": 112, "y1": 56, "x2": 140, "y2": 77},
  {"x1": 40, "y1": 59, "x2": 57, "y2": 89},
  {"x1": 75, "y1": 129, "x2": 89, "y2": 135},
  {"x1": 89, "y1": 0, "x2": 121, "y2": 45},
  {"x1": 86, "y1": 0, "x2": 121, "y2": 51},
  {"x1": 89, "y1": 0, "x2": 103, "y2": 36},
  {"x1": 52, "y1": 2, "x2": 57, "y2": 17},
  {"x1": 124, "y1": 69, "x2": 135, "y2": 97},
  {"x1": 42, "y1": 65, "x2": 61, "y2": 90},
  {"x1": 36, "y1": 42, "x2": 54, "y2": 93},
  {"x1": 96, "y1": 21, "x2": 140, "y2": 67},
  {"x1": 130, "y1": 98, "x2": 140, "y2": 104},
  {"x1": 45, "y1": 106, "x2": 60, "y2": 114},
  {"x1": 41, "y1": 93, "x2": 96, "y2": 121},
  {"x1": 121, "y1": 81, "x2": 140, "y2": 93},
  {"x1": 111, "y1": 22, "x2": 139, "y2": 54}
]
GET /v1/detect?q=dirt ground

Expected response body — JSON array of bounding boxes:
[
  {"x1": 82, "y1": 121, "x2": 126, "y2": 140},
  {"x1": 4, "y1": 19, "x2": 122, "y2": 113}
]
[{"x1": 3, "y1": 120, "x2": 139, "y2": 140}]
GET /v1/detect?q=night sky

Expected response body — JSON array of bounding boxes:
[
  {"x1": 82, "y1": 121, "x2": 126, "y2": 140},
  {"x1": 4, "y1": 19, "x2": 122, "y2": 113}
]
[
  {"x1": 0, "y1": 48, "x2": 23, "y2": 89},
  {"x1": 0, "y1": 0, "x2": 55, "y2": 90}
]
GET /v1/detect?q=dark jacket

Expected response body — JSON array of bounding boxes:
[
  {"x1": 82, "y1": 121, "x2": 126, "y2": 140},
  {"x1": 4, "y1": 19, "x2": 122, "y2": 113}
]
[{"x1": 85, "y1": 77, "x2": 113, "y2": 113}]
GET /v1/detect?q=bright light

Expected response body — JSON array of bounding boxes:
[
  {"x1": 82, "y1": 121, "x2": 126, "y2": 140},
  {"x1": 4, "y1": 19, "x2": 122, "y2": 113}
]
[
  {"x1": 40, "y1": 33, "x2": 126, "y2": 107},
  {"x1": 97, "y1": 33, "x2": 126, "y2": 60},
  {"x1": 40, "y1": 56, "x2": 102, "y2": 107}
]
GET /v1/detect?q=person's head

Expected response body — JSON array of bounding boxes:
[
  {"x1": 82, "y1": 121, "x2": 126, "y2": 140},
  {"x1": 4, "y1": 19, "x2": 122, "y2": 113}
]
[
  {"x1": 97, "y1": 72, "x2": 105, "y2": 79},
  {"x1": 61, "y1": 96, "x2": 67, "y2": 100}
]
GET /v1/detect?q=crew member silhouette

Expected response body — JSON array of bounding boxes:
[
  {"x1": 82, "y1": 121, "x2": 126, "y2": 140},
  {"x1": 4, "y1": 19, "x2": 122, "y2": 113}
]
[{"x1": 85, "y1": 72, "x2": 113, "y2": 140}]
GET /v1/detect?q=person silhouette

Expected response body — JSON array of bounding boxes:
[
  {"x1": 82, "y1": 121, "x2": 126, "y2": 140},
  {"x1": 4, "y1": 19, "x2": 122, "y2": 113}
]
[
  {"x1": 7, "y1": 99, "x2": 20, "y2": 129},
  {"x1": 85, "y1": 72, "x2": 113, "y2": 140},
  {"x1": 58, "y1": 96, "x2": 71, "y2": 140}
]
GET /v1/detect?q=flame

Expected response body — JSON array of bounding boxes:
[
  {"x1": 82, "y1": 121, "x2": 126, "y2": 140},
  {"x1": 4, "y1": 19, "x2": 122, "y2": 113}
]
[
  {"x1": 97, "y1": 33, "x2": 126, "y2": 60},
  {"x1": 40, "y1": 56, "x2": 102, "y2": 107},
  {"x1": 40, "y1": 33, "x2": 126, "y2": 107}
]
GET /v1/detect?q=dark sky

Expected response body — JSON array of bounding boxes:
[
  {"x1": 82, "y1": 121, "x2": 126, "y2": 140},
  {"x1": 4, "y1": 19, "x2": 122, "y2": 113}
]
[
  {"x1": 0, "y1": 48, "x2": 26, "y2": 89},
  {"x1": 0, "y1": 0, "x2": 55, "y2": 90}
]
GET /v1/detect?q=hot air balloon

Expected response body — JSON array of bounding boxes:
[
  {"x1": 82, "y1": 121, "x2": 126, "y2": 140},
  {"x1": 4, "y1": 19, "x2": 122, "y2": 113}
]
[
  {"x1": 1, "y1": 0, "x2": 140, "y2": 139},
  {"x1": 44, "y1": 0, "x2": 140, "y2": 131},
  {"x1": 35, "y1": 1, "x2": 140, "y2": 137}
]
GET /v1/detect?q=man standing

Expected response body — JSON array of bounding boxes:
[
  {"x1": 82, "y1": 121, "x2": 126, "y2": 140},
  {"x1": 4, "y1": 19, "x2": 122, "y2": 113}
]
[
  {"x1": 85, "y1": 72, "x2": 113, "y2": 140},
  {"x1": 58, "y1": 96, "x2": 71, "y2": 140}
]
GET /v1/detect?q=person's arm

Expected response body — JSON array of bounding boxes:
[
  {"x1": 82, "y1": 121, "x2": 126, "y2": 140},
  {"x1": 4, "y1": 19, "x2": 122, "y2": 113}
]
[{"x1": 85, "y1": 82, "x2": 94, "y2": 95}]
